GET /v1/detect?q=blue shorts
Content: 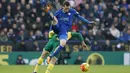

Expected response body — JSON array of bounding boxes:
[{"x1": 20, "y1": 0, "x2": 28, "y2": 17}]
[
  {"x1": 59, "y1": 34, "x2": 67, "y2": 40},
  {"x1": 51, "y1": 25, "x2": 68, "y2": 40}
]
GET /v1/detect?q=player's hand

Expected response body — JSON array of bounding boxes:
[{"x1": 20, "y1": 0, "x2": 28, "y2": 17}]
[
  {"x1": 89, "y1": 21, "x2": 96, "y2": 24},
  {"x1": 43, "y1": 3, "x2": 52, "y2": 13},
  {"x1": 81, "y1": 41, "x2": 87, "y2": 48}
]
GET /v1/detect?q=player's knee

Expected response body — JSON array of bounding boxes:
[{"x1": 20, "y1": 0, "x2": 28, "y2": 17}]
[
  {"x1": 60, "y1": 39, "x2": 67, "y2": 47},
  {"x1": 41, "y1": 50, "x2": 49, "y2": 58},
  {"x1": 50, "y1": 57, "x2": 57, "y2": 64},
  {"x1": 60, "y1": 43, "x2": 66, "y2": 47}
]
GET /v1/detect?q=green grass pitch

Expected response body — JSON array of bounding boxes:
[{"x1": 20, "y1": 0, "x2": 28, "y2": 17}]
[{"x1": 0, "y1": 65, "x2": 130, "y2": 73}]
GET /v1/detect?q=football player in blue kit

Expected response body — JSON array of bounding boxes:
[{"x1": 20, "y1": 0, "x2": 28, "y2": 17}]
[{"x1": 49, "y1": 1, "x2": 95, "y2": 58}]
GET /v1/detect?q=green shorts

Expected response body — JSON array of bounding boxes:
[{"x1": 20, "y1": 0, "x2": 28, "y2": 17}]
[{"x1": 44, "y1": 38, "x2": 60, "y2": 58}]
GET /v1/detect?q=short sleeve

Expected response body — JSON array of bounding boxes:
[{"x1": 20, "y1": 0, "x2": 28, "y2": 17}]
[{"x1": 54, "y1": 10, "x2": 60, "y2": 18}]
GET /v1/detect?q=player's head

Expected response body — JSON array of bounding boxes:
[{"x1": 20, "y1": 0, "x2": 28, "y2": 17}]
[{"x1": 63, "y1": 1, "x2": 71, "y2": 13}]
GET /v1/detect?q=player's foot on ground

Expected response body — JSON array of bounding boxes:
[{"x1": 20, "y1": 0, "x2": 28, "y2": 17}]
[
  {"x1": 32, "y1": 72, "x2": 37, "y2": 73},
  {"x1": 46, "y1": 56, "x2": 51, "y2": 64},
  {"x1": 45, "y1": 70, "x2": 50, "y2": 73}
]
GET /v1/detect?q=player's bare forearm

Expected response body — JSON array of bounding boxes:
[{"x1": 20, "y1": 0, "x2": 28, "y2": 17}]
[
  {"x1": 53, "y1": 16, "x2": 58, "y2": 25},
  {"x1": 76, "y1": 15, "x2": 96, "y2": 24},
  {"x1": 48, "y1": 12, "x2": 58, "y2": 25}
]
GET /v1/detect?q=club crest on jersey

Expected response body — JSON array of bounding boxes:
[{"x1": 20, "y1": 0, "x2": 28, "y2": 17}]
[{"x1": 68, "y1": 13, "x2": 71, "y2": 15}]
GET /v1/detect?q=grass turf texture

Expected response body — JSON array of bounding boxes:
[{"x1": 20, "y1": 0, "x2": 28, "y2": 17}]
[{"x1": 0, "y1": 65, "x2": 130, "y2": 73}]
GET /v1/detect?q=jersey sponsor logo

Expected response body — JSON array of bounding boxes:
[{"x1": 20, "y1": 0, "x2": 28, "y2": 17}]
[{"x1": 59, "y1": 17, "x2": 69, "y2": 22}]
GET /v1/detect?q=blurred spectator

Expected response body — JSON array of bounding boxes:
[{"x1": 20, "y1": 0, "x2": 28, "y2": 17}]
[
  {"x1": 115, "y1": 41, "x2": 126, "y2": 51},
  {"x1": 112, "y1": 5, "x2": 119, "y2": 17},
  {"x1": 7, "y1": 28, "x2": 16, "y2": 42},
  {"x1": 102, "y1": 40, "x2": 112, "y2": 51},
  {"x1": 41, "y1": 12, "x2": 50, "y2": 31},
  {"x1": 2, "y1": 13, "x2": 13, "y2": 28},
  {"x1": 29, "y1": 8, "x2": 37, "y2": 23},
  {"x1": 113, "y1": 17, "x2": 120, "y2": 27},
  {"x1": 24, "y1": 4, "x2": 31, "y2": 18},
  {"x1": 17, "y1": 40, "x2": 28, "y2": 51},
  {"x1": 120, "y1": 0, "x2": 128, "y2": 9},
  {"x1": 16, "y1": 55, "x2": 25, "y2": 65},
  {"x1": 16, "y1": 12, "x2": 26, "y2": 25},
  {"x1": 54, "y1": 0, "x2": 62, "y2": 10},
  {"x1": 92, "y1": 25, "x2": 98, "y2": 36},
  {"x1": 28, "y1": 30, "x2": 35, "y2": 40},
  {"x1": 35, "y1": 30, "x2": 43, "y2": 40},
  {"x1": 104, "y1": 13, "x2": 113, "y2": 29},
  {"x1": 32, "y1": 40, "x2": 40, "y2": 51},
  {"x1": 31, "y1": 23, "x2": 38, "y2": 32},
  {"x1": 34, "y1": 0, "x2": 42, "y2": 16},
  {"x1": 20, "y1": 24, "x2": 28, "y2": 34},
  {"x1": 12, "y1": 23, "x2": 19, "y2": 34},
  {"x1": 91, "y1": 41, "x2": 102, "y2": 51},
  {"x1": 3, "y1": 28, "x2": 8, "y2": 34},
  {"x1": 72, "y1": 22, "x2": 78, "y2": 32},
  {"x1": 86, "y1": 30, "x2": 95, "y2": 42},
  {"x1": 118, "y1": 26, "x2": 130, "y2": 42},
  {"x1": 74, "y1": 55, "x2": 84, "y2": 65},
  {"x1": 10, "y1": 0, "x2": 17, "y2": 18},
  {"x1": 116, "y1": 20, "x2": 127, "y2": 32},
  {"x1": 124, "y1": 11, "x2": 130, "y2": 23},
  {"x1": 33, "y1": 17, "x2": 42, "y2": 30},
  {"x1": 95, "y1": 30, "x2": 105, "y2": 40},
  {"x1": 42, "y1": 22, "x2": 50, "y2": 32},
  {"x1": 43, "y1": 31, "x2": 49, "y2": 40},
  {"x1": 0, "y1": 30, "x2": 8, "y2": 42},
  {"x1": 0, "y1": 3, "x2": 4, "y2": 18},
  {"x1": 17, "y1": 30, "x2": 28, "y2": 41},
  {"x1": 81, "y1": 29, "x2": 87, "y2": 40},
  {"x1": 109, "y1": 24, "x2": 120, "y2": 39},
  {"x1": 0, "y1": 0, "x2": 7, "y2": 16}
]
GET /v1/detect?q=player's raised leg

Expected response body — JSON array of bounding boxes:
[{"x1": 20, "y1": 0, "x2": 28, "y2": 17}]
[
  {"x1": 51, "y1": 40, "x2": 66, "y2": 56},
  {"x1": 50, "y1": 33, "x2": 67, "y2": 58}
]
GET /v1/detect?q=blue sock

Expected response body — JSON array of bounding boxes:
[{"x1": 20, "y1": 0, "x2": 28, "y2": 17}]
[{"x1": 50, "y1": 45, "x2": 63, "y2": 57}]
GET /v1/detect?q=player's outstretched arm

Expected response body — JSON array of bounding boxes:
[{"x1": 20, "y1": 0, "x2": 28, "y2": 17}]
[
  {"x1": 48, "y1": 11, "x2": 58, "y2": 25},
  {"x1": 73, "y1": 9, "x2": 95, "y2": 24},
  {"x1": 76, "y1": 15, "x2": 95, "y2": 24}
]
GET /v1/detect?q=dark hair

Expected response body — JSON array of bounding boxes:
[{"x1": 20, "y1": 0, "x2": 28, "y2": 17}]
[{"x1": 63, "y1": 1, "x2": 70, "y2": 6}]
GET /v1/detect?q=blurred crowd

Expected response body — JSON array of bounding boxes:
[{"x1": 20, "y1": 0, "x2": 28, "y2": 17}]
[{"x1": 0, "y1": 0, "x2": 130, "y2": 51}]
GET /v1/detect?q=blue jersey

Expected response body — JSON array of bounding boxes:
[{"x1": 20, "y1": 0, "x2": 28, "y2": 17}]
[
  {"x1": 54, "y1": 8, "x2": 78, "y2": 30},
  {"x1": 52, "y1": 8, "x2": 91, "y2": 40}
]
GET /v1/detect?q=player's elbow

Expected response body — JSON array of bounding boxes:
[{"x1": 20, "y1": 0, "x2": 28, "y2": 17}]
[{"x1": 52, "y1": 17, "x2": 58, "y2": 25}]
